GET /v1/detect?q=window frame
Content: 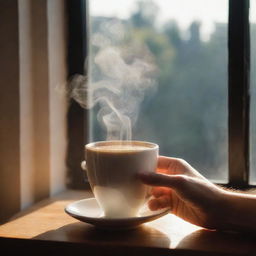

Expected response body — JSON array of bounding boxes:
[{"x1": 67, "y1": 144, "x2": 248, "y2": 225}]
[
  {"x1": 228, "y1": 0, "x2": 251, "y2": 188},
  {"x1": 66, "y1": 0, "x2": 89, "y2": 189},
  {"x1": 67, "y1": 0, "x2": 254, "y2": 189}
]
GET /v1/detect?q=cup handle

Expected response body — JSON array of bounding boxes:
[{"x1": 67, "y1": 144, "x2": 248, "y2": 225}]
[{"x1": 81, "y1": 161, "x2": 87, "y2": 171}]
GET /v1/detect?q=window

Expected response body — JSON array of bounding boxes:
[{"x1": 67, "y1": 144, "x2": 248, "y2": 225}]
[
  {"x1": 69, "y1": 0, "x2": 254, "y2": 188},
  {"x1": 88, "y1": 0, "x2": 228, "y2": 181}
]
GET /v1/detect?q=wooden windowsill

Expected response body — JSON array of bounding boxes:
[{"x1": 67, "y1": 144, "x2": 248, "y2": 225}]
[{"x1": 0, "y1": 190, "x2": 255, "y2": 255}]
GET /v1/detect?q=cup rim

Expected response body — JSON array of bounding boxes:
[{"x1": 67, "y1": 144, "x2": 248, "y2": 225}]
[{"x1": 85, "y1": 140, "x2": 159, "y2": 151}]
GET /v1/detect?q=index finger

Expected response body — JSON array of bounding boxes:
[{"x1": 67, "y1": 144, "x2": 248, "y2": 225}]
[
  {"x1": 158, "y1": 156, "x2": 206, "y2": 180},
  {"x1": 158, "y1": 156, "x2": 180, "y2": 173}
]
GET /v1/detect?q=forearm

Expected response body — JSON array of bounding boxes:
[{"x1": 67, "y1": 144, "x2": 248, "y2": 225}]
[{"x1": 220, "y1": 190, "x2": 256, "y2": 232}]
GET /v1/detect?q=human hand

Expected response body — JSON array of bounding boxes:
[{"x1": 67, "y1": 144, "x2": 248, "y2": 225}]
[{"x1": 139, "y1": 156, "x2": 227, "y2": 229}]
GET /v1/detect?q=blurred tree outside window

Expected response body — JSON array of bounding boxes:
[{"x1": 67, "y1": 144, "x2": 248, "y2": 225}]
[{"x1": 89, "y1": 0, "x2": 228, "y2": 181}]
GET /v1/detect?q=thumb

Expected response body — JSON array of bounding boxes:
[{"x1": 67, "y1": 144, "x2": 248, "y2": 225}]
[{"x1": 139, "y1": 172, "x2": 186, "y2": 189}]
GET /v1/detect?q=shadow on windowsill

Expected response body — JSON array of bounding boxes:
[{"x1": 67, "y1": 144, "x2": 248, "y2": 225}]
[{"x1": 33, "y1": 221, "x2": 171, "y2": 249}]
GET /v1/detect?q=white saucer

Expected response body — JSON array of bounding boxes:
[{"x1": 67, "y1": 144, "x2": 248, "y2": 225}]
[{"x1": 65, "y1": 198, "x2": 170, "y2": 230}]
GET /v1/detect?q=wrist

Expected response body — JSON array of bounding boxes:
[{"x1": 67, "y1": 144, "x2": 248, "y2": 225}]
[
  {"x1": 209, "y1": 188, "x2": 233, "y2": 230},
  {"x1": 215, "y1": 190, "x2": 235, "y2": 230},
  {"x1": 216, "y1": 189, "x2": 256, "y2": 232}
]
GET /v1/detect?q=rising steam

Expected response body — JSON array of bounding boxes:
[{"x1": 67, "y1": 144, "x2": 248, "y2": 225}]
[{"x1": 70, "y1": 19, "x2": 156, "y2": 140}]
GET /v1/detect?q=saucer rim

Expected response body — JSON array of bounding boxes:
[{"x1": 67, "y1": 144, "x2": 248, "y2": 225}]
[{"x1": 65, "y1": 197, "x2": 170, "y2": 224}]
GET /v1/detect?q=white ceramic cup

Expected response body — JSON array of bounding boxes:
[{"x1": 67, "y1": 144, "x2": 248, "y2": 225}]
[{"x1": 83, "y1": 140, "x2": 158, "y2": 218}]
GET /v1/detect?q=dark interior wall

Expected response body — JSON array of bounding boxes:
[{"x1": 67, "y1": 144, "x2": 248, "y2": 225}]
[{"x1": 0, "y1": 0, "x2": 21, "y2": 223}]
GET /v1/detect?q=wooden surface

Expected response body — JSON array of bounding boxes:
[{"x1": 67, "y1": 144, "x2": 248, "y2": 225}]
[{"x1": 0, "y1": 190, "x2": 256, "y2": 255}]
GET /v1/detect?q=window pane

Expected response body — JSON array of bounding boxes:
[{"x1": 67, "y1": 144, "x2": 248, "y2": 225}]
[
  {"x1": 89, "y1": 0, "x2": 228, "y2": 181},
  {"x1": 250, "y1": 0, "x2": 256, "y2": 183}
]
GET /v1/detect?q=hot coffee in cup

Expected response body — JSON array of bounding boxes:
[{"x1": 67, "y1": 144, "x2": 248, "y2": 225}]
[{"x1": 85, "y1": 141, "x2": 158, "y2": 218}]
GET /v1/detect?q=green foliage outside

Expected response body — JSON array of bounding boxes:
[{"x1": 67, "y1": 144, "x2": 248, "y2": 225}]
[{"x1": 90, "y1": 0, "x2": 255, "y2": 180}]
